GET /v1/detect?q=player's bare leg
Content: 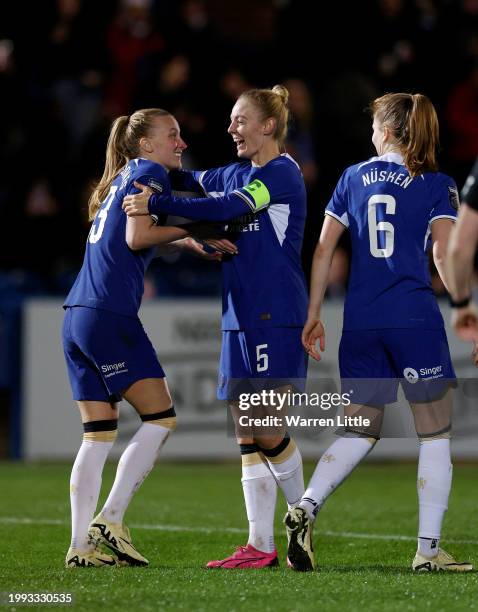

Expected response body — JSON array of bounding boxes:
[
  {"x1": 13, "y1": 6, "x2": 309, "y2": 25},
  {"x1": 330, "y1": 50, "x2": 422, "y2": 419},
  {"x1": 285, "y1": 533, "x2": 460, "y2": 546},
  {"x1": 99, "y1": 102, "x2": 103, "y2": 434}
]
[{"x1": 89, "y1": 378, "x2": 176, "y2": 566}]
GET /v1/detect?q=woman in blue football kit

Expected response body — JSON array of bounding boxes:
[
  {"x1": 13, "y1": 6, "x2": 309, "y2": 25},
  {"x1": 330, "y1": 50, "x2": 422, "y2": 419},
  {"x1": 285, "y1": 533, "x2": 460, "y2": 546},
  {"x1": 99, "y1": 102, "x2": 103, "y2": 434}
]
[
  {"x1": 284, "y1": 93, "x2": 472, "y2": 572},
  {"x1": 123, "y1": 86, "x2": 309, "y2": 569},
  {"x1": 62, "y1": 108, "x2": 230, "y2": 568}
]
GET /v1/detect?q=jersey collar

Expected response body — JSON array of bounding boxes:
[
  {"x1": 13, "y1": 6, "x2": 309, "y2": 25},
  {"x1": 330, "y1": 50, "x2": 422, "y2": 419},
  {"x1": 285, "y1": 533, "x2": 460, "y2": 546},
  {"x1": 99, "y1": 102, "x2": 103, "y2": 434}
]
[
  {"x1": 377, "y1": 152, "x2": 404, "y2": 164},
  {"x1": 357, "y1": 151, "x2": 405, "y2": 172}
]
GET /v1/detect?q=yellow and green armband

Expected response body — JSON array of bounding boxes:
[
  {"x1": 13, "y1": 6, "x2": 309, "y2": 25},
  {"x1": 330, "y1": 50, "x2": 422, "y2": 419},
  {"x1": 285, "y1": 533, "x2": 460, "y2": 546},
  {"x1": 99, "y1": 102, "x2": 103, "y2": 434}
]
[{"x1": 234, "y1": 179, "x2": 271, "y2": 212}]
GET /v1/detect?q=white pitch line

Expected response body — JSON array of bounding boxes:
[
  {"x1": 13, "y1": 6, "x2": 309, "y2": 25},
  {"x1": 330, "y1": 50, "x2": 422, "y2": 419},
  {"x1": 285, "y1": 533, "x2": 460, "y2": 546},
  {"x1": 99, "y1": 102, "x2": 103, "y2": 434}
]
[
  {"x1": 130, "y1": 522, "x2": 247, "y2": 534},
  {"x1": 0, "y1": 517, "x2": 66, "y2": 526},
  {"x1": 0, "y1": 517, "x2": 477, "y2": 546},
  {"x1": 0, "y1": 516, "x2": 248, "y2": 534},
  {"x1": 323, "y1": 531, "x2": 478, "y2": 546}
]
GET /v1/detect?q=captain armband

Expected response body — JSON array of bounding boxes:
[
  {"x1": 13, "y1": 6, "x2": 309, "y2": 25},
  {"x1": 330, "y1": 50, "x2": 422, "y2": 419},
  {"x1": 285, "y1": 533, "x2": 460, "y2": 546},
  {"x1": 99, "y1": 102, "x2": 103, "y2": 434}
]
[{"x1": 234, "y1": 179, "x2": 271, "y2": 213}]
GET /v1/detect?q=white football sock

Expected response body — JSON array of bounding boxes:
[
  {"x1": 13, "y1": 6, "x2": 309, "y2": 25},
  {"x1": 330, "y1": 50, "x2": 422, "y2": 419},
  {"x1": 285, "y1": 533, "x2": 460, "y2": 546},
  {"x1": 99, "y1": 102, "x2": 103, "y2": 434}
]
[
  {"x1": 101, "y1": 422, "x2": 172, "y2": 523},
  {"x1": 241, "y1": 452, "x2": 277, "y2": 553},
  {"x1": 70, "y1": 439, "x2": 114, "y2": 550},
  {"x1": 262, "y1": 439, "x2": 304, "y2": 508},
  {"x1": 300, "y1": 436, "x2": 376, "y2": 520},
  {"x1": 417, "y1": 438, "x2": 452, "y2": 553},
  {"x1": 418, "y1": 537, "x2": 440, "y2": 557}
]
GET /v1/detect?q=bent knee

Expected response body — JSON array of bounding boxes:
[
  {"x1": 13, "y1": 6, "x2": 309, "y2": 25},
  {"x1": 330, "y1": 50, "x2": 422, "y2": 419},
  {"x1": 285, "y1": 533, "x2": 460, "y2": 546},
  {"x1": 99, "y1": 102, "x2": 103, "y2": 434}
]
[
  {"x1": 254, "y1": 434, "x2": 286, "y2": 450},
  {"x1": 141, "y1": 406, "x2": 177, "y2": 430},
  {"x1": 83, "y1": 418, "x2": 118, "y2": 442},
  {"x1": 418, "y1": 428, "x2": 451, "y2": 442}
]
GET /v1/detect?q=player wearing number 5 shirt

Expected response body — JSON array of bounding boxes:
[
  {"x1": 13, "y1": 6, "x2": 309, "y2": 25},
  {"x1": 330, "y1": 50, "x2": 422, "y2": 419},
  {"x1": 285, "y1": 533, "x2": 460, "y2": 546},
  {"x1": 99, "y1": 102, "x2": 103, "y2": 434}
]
[{"x1": 123, "y1": 85, "x2": 309, "y2": 569}]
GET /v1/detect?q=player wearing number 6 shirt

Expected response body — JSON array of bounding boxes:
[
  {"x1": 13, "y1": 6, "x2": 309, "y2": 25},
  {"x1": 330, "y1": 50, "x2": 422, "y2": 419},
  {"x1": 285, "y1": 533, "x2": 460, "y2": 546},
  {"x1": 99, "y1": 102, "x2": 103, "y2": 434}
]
[
  {"x1": 62, "y1": 108, "x2": 228, "y2": 569},
  {"x1": 284, "y1": 93, "x2": 472, "y2": 573},
  {"x1": 123, "y1": 85, "x2": 308, "y2": 569}
]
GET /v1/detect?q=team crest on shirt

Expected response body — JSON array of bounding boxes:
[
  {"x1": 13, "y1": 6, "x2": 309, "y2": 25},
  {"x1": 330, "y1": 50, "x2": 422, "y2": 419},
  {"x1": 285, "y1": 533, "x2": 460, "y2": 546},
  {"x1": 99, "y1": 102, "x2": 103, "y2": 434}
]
[
  {"x1": 148, "y1": 179, "x2": 164, "y2": 193},
  {"x1": 403, "y1": 367, "x2": 419, "y2": 383},
  {"x1": 448, "y1": 185, "x2": 460, "y2": 210}
]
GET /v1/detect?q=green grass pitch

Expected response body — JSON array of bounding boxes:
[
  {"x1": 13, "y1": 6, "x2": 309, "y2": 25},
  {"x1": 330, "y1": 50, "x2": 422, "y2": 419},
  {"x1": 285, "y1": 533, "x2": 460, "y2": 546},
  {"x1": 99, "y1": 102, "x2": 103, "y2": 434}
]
[{"x1": 0, "y1": 461, "x2": 477, "y2": 611}]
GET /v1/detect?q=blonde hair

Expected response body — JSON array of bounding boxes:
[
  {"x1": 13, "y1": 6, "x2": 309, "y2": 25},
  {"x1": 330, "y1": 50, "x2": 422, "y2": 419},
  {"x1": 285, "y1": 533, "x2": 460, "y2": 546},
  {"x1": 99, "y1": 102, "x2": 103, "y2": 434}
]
[
  {"x1": 88, "y1": 108, "x2": 171, "y2": 221},
  {"x1": 371, "y1": 93, "x2": 439, "y2": 177},
  {"x1": 239, "y1": 84, "x2": 290, "y2": 147}
]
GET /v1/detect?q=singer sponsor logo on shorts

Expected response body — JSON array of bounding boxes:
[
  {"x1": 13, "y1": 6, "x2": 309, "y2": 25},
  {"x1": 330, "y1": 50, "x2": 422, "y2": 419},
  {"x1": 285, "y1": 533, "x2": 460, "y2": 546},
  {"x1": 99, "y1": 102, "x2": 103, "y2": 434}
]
[
  {"x1": 101, "y1": 361, "x2": 128, "y2": 378},
  {"x1": 403, "y1": 365, "x2": 443, "y2": 383}
]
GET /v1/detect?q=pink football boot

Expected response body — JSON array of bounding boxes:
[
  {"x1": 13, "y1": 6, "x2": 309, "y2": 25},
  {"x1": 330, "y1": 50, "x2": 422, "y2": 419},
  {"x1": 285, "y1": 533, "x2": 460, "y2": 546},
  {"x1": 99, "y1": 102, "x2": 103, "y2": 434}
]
[{"x1": 206, "y1": 544, "x2": 279, "y2": 569}]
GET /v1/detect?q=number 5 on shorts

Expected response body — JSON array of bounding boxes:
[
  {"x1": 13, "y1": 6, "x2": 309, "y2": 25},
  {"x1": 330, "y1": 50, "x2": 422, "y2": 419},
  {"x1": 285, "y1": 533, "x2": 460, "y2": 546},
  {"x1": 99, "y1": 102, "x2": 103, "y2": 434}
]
[{"x1": 256, "y1": 344, "x2": 269, "y2": 372}]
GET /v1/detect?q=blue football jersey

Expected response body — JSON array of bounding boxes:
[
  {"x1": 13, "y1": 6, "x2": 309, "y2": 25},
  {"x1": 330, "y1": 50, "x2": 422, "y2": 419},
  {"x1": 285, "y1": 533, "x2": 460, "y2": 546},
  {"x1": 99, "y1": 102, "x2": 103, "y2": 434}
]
[
  {"x1": 150, "y1": 154, "x2": 308, "y2": 330},
  {"x1": 326, "y1": 152, "x2": 458, "y2": 330},
  {"x1": 65, "y1": 159, "x2": 171, "y2": 317}
]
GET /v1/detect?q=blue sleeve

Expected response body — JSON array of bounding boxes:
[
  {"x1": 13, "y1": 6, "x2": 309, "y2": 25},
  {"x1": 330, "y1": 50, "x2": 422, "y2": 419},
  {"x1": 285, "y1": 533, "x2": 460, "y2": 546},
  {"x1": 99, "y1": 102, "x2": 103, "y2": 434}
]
[
  {"x1": 194, "y1": 166, "x2": 228, "y2": 194},
  {"x1": 147, "y1": 188, "x2": 268, "y2": 222},
  {"x1": 146, "y1": 163, "x2": 288, "y2": 221},
  {"x1": 429, "y1": 174, "x2": 459, "y2": 223},
  {"x1": 147, "y1": 170, "x2": 275, "y2": 221},
  {"x1": 325, "y1": 170, "x2": 350, "y2": 227},
  {"x1": 130, "y1": 161, "x2": 170, "y2": 196},
  {"x1": 127, "y1": 161, "x2": 170, "y2": 225},
  {"x1": 245, "y1": 162, "x2": 294, "y2": 201}
]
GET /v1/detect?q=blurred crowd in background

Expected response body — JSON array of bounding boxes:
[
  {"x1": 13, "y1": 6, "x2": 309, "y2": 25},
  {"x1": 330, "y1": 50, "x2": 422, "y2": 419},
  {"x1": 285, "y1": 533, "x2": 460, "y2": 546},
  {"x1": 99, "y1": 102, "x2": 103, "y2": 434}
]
[
  {"x1": 0, "y1": 0, "x2": 477, "y2": 455},
  {"x1": 1, "y1": 0, "x2": 478, "y2": 297}
]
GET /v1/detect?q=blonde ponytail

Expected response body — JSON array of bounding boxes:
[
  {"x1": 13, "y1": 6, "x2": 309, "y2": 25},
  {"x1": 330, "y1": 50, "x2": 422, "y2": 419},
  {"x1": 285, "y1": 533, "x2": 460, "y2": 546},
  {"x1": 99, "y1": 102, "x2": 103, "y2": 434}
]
[
  {"x1": 88, "y1": 116, "x2": 129, "y2": 221},
  {"x1": 87, "y1": 108, "x2": 172, "y2": 221},
  {"x1": 272, "y1": 84, "x2": 289, "y2": 107},
  {"x1": 404, "y1": 94, "x2": 439, "y2": 177}
]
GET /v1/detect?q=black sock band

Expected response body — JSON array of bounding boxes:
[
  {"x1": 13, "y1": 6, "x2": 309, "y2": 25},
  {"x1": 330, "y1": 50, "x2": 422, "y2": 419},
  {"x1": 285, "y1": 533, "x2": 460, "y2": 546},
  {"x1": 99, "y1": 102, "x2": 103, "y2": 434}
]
[
  {"x1": 259, "y1": 435, "x2": 291, "y2": 458},
  {"x1": 417, "y1": 424, "x2": 451, "y2": 439},
  {"x1": 83, "y1": 419, "x2": 118, "y2": 433},
  {"x1": 240, "y1": 443, "x2": 259, "y2": 455},
  {"x1": 141, "y1": 406, "x2": 176, "y2": 422}
]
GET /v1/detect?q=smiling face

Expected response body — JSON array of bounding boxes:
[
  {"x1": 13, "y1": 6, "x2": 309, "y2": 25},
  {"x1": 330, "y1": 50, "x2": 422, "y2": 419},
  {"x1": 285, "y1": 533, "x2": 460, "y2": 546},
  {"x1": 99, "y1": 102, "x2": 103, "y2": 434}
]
[
  {"x1": 227, "y1": 98, "x2": 271, "y2": 163},
  {"x1": 140, "y1": 114, "x2": 187, "y2": 171}
]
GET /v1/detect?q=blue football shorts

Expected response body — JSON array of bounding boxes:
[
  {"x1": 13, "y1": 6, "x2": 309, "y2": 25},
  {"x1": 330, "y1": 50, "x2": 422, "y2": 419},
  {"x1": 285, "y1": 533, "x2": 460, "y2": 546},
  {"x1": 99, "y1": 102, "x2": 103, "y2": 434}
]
[
  {"x1": 339, "y1": 328, "x2": 456, "y2": 404},
  {"x1": 62, "y1": 306, "x2": 165, "y2": 402},
  {"x1": 217, "y1": 327, "x2": 308, "y2": 400}
]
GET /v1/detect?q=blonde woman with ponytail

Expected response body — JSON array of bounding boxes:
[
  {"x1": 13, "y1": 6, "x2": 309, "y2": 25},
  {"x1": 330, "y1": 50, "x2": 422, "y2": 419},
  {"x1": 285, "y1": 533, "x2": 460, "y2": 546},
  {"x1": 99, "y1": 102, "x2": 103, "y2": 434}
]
[
  {"x1": 285, "y1": 93, "x2": 473, "y2": 573},
  {"x1": 123, "y1": 85, "x2": 309, "y2": 569},
  {"x1": 62, "y1": 109, "x2": 233, "y2": 569}
]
